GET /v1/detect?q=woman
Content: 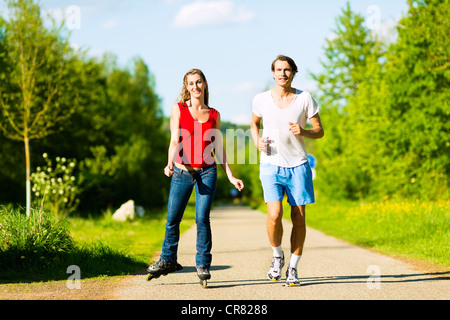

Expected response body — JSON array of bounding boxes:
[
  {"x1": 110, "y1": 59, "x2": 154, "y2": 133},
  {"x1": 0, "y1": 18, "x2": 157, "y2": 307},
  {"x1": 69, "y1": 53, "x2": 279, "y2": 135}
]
[{"x1": 147, "y1": 69, "x2": 244, "y2": 286}]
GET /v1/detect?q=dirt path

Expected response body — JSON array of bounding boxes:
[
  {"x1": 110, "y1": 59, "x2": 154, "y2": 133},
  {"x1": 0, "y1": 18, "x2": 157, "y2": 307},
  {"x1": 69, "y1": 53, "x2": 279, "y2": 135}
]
[{"x1": 1, "y1": 205, "x2": 448, "y2": 300}]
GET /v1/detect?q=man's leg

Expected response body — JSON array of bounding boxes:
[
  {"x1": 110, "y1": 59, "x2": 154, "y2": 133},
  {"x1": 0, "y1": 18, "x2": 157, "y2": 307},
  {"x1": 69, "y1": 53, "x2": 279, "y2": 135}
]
[
  {"x1": 284, "y1": 205, "x2": 306, "y2": 286},
  {"x1": 267, "y1": 200, "x2": 283, "y2": 248},
  {"x1": 266, "y1": 200, "x2": 285, "y2": 281},
  {"x1": 290, "y1": 205, "x2": 306, "y2": 255}
]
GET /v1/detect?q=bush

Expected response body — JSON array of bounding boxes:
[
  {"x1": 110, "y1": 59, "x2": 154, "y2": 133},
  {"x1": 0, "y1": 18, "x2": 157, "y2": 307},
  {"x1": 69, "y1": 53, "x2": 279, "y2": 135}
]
[
  {"x1": 0, "y1": 206, "x2": 146, "y2": 282},
  {"x1": 0, "y1": 207, "x2": 76, "y2": 272},
  {"x1": 0, "y1": 207, "x2": 75, "y2": 254},
  {"x1": 31, "y1": 153, "x2": 81, "y2": 219}
]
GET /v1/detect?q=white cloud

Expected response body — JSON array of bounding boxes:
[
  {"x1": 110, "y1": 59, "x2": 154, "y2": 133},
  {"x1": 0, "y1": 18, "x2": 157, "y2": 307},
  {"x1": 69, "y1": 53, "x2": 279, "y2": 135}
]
[
  {"x1": 102, "y1": 19, "x2": 118, "y2": 30},
  {"x1": 232, "y1": 81, "x2": 260, "y2": 93},
  {"x1": 171, "y1": 0, "x2": 255, "y2": 29}
]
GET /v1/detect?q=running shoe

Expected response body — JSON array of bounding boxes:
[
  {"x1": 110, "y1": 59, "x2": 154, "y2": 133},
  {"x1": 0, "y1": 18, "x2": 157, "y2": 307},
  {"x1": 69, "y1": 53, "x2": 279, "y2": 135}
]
[
  {"x1": 285, "y1": 265, "x2": 301, "y2": 287},
  {"x1": 267, "y1": 252, "x2": 285, "y2": 281}
]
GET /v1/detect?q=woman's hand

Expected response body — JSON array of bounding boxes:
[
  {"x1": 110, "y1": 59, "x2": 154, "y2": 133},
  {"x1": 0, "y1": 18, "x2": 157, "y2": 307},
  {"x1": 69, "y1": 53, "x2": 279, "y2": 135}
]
[
  {"x1": 164, "y1": 163, "x2": 174, "y2": 177},
  {"x1": 229, "y1": 176, "x2": 244, "y2": 192}
]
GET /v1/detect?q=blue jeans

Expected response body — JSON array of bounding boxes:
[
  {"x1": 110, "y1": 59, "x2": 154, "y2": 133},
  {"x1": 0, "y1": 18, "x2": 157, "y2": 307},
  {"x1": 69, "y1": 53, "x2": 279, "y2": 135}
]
[{"x1": 160, "y1": 164, "x2": 217, "y2": 268}]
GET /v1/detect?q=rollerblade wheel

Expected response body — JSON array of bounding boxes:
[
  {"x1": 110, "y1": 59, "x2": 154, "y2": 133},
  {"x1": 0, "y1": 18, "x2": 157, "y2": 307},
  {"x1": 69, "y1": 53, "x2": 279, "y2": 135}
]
[
  {"x1": 146, "y1": 273, "x2": 154, "y2": 281},
  {"x1": 200, "y1": 279, "x2": 208, "y2": 289}
]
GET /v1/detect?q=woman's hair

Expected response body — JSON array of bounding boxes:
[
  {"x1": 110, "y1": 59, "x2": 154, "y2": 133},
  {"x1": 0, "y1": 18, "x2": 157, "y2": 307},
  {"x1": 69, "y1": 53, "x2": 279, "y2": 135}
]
[
  {"x1": 179, "y1": 69, "x2": 209, "y2": 106},
  {"x1": 271, "y1": 55, "x2": 298, "y2": 77}
]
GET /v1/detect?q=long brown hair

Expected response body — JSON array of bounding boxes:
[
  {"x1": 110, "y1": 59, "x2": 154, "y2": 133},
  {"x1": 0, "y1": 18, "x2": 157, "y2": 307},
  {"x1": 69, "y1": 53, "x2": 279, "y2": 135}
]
[{"x1": 179, "y1": 69, "x2": 209, "y2": 106}]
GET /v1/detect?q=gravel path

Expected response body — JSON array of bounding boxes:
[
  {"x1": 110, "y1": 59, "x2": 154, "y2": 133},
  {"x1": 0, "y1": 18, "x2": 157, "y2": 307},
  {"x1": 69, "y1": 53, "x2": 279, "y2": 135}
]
[
  {"x1": 113, "y1": 205, "x2": 449, "y2": 300},
  {"x1": 1, "y1": 205, "x2": 448, "y2": 301}
]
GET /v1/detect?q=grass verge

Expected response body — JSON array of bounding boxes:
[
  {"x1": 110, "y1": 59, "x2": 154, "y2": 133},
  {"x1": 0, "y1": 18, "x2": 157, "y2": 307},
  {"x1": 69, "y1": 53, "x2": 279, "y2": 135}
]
[
  {"x1": 68, "y1": 204, "x2": 196, "y2": 266},
  {"x1": 257, "y1": 197, "x2": 449, "y2": 269},
  {"x1": 0, "y1": 204, "x2": 196, "y2": 283}
]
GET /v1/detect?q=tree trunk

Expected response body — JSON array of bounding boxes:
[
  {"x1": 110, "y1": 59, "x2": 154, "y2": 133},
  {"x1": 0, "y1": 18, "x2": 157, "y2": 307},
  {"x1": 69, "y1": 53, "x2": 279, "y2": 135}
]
[{"x1": 25, "y1": 135, "x2": 31, "y2": 217}]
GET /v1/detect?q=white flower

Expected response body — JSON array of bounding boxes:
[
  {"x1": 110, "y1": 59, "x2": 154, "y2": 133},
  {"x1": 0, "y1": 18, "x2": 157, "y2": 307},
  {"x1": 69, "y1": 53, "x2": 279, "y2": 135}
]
[{"x1": 43, "y1": 153, "x2": 48, "y2": 158}]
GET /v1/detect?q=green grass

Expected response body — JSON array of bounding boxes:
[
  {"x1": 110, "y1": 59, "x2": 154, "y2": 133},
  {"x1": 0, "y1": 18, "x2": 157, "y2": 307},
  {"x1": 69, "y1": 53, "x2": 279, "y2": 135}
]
[
  {"x1": 0, "y1": 204, "x2": 196, "y2": 283},
  {"x1": 256, "y1": 196, "x2": 449, "y2": 268},
  {"x1": 307, "y1": 197, "x2": 449, "y2": 268},
  {"x1": 4, "y1": 195, "x2": 447, "y2": 283},
  {"x1": 0, "y1": 207, "x2": 140, "y2": 282},
  {"x1": 68, "y1": 204, "x2": 196, "y2": 265}
]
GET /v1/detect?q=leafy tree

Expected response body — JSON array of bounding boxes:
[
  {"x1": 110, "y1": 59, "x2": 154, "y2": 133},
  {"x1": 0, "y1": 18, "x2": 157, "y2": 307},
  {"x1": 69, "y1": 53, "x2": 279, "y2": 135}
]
[
  {"x1": 0, "y1": 0, "x2": 80, "y2": 216},
  {"x1": 382, "y1": 0, "x2": 450, "y2": 199},
  {"x1": 71, "y1": 55, "x2": 170, "y2": 211},
  {"x1": 310, "y1": 3, "x2": 385, "y2": 199},
  {"x1": 311, "y1": 0, "x2": 449, "y2": 201}
]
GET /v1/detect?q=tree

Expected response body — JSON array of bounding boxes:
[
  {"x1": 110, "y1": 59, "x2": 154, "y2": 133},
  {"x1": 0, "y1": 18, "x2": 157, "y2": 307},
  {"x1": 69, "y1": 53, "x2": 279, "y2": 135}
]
[
  {"x1": 310, "y1": 2, "x2": 385, "y2": 199},
  {"x1": 0, "y1": 0, "x2": 79, "y2": 216},
  {"x1": 382, "y1": 0, "x2": 450, "y2": 199},
  {"x1": 311, "y1": 0, "x2": 449, "y2": 201}
]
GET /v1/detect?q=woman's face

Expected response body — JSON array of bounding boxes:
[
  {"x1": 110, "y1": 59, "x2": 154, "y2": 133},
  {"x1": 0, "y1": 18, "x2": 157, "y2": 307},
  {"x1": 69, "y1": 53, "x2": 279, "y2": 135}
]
[{"x1": 186, "y1": 73, "x2": 206, "y2": 101}]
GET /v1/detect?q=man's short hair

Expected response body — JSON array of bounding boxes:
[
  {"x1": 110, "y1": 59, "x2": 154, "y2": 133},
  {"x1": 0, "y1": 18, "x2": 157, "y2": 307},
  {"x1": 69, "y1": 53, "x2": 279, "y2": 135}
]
[{"x1": 271, "y1": 55, "x2": 299, "y2": 76}]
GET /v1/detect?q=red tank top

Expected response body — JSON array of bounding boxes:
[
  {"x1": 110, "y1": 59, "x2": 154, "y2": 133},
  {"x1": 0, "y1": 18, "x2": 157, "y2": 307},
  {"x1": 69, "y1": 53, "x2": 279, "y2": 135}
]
[{"x1": 175, "y1": 103, "x2": 219, "y2": 167}]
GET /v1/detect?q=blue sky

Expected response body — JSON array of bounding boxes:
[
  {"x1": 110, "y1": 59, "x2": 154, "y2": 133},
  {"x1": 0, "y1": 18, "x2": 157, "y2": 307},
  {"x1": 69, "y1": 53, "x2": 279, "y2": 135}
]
[{"x1": 1, "y1": 0, "x2": 409, "y2": 124}]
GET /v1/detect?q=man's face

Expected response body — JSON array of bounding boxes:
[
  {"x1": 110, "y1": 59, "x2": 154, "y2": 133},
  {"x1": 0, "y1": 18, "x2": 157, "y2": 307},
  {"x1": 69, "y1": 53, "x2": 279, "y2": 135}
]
[{"x1": 272, "y1": 60, "x2": 294, "y2": 87}]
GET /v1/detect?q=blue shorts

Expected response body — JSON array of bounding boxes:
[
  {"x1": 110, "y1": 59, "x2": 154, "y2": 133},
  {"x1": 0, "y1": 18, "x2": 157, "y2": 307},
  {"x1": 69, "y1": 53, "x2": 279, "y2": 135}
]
[{"x1": 259, "y1": 162, "x2": 315, "y2": 206}]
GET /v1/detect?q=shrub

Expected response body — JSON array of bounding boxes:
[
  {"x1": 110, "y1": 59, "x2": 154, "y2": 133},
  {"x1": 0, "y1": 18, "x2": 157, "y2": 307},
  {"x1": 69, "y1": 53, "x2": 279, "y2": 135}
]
[
  {"x1": 0, "y1": 206, "x2": 146, "y2": 281},
  {"x1": 0, "y1": 206, "x2": 76, "y2": 274},
  {"x1": 31, "y1": 153, "x2": 81, "y2": 218},
  {"x1": 0, "y1": 207, "x2": 75, "y2": 252}
]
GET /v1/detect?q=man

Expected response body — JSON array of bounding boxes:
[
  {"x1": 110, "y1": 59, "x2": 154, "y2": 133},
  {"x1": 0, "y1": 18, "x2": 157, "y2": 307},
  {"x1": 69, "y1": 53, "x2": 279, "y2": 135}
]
[{"x1": 250, "y1": 55, "x2": 324, "y2": 287}]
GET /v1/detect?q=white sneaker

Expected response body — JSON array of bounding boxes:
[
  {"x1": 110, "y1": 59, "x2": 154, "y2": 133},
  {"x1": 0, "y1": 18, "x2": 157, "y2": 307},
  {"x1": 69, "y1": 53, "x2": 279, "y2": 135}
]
[
  {"x1": 285, "y1": 266, "x2": 301, "y2": 287},
  {"x1": 267, "y1": 252, "x2": 285, "y2": 281}
]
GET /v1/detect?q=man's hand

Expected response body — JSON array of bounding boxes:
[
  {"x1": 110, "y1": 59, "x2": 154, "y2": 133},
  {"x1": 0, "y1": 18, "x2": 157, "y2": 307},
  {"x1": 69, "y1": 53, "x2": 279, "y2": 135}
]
[
  {"x1": 289, "y1": 122, "x2": 304, "y2": 136},
  {"x1": 258, "y1": 136, "x2": 271, "y2": 153}
]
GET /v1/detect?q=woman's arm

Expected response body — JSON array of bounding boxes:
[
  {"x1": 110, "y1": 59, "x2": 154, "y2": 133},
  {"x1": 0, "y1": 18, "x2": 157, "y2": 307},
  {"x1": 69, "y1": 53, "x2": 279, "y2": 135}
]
[
  {"x1": 214, "y1": 113, "x2": 244, "y2": 191},
  {"x1": 164, "y1": 103, "x2": 181, "y2": 177}
]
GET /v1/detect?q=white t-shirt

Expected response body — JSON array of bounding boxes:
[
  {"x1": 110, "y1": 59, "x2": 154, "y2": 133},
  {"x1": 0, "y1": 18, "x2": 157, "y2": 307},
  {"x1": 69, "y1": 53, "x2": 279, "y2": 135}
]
[{"x1": 252, "y1": 89, "x2": 320, "y2": 168}]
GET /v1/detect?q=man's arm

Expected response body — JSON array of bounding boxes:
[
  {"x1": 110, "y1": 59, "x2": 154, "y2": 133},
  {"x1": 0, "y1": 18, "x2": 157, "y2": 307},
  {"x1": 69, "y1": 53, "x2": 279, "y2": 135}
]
[
  {"x1": 289, "y1": 113, "x2": 324, "y2": 139},
  {"x1": 250, "y1": 113, "x2": 270, "y2": 151}
]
